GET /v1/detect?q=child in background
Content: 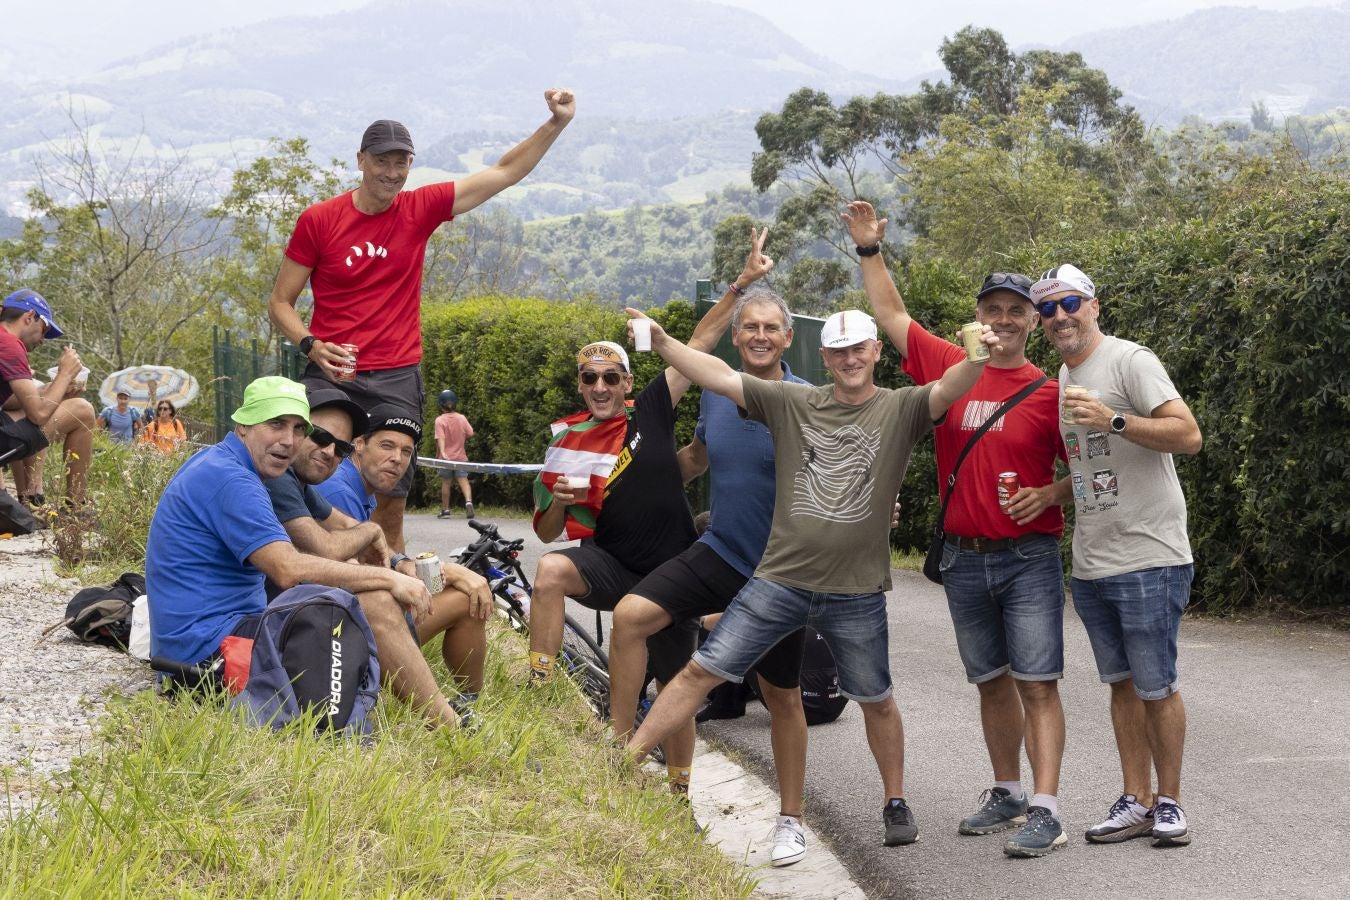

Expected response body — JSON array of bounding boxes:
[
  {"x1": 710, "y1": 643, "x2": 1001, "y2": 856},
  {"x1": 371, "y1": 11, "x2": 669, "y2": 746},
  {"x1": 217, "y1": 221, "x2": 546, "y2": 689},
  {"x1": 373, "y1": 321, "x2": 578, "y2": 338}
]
[{"x1": 434, "y1": 389, "x2": 475, "y2": 519}]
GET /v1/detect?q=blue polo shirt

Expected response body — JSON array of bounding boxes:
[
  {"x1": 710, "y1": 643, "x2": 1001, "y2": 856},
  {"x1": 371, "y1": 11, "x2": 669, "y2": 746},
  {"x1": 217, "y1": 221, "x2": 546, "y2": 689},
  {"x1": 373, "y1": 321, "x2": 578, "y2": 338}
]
[
  {"x1": 696, "y1": 362, "x2": 809, "y2": 577},
  {"x1": 265, "y1": 467, "x2": 333, "y2": 524},
  {"x1": 315, "y1": 458, "x2": 374, "y2": 522},
  {"x1": 146, "y1": 432, "x2": 290, "y2": 665}
]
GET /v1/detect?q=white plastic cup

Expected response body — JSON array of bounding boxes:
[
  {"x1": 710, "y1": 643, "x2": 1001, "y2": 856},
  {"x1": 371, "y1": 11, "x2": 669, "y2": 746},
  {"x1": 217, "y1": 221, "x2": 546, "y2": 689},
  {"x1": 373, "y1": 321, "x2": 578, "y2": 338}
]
[
  {"x1": 48, "y1": 365, "x2": 90, "y2": 386},
  {"x1": 564, "y1": 473, "x2": 591, "y2": 503},
  {"x1": 631, "y1": 318, "x2": 652, "y2": 351}
]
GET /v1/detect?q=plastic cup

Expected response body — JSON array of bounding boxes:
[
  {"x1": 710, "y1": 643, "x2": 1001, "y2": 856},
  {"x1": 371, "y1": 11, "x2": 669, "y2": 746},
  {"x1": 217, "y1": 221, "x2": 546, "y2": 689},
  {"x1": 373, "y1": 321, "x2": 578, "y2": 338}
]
[
  {"x1": 564, "y1": 473, "x2": 591, "y2": 503},
  {"x1": 1061, "y1": 385, "x2": 1100, "y2": 425},
  {"x1": 631, "y1": 318, "x2": 652, "y2": 351}
]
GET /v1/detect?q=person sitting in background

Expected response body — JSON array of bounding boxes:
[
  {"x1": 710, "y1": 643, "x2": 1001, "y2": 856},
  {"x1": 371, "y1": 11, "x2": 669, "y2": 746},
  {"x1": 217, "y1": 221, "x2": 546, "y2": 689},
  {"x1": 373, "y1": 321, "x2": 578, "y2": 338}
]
[{"x1": 138, "y1": 400, "x2": 187, "y2": 454}]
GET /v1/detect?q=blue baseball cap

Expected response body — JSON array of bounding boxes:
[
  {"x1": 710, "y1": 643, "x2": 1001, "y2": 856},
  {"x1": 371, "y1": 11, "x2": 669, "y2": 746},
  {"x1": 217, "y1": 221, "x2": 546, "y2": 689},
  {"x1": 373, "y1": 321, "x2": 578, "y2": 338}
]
[{"x1": 3, "y1": 289, "x2": 63, "y2": 339}]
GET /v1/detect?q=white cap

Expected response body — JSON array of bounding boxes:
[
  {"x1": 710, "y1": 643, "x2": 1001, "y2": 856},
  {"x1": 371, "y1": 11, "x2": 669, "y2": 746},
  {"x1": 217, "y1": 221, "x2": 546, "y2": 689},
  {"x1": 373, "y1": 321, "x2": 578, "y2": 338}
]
[
  {"x1": 1031, "y1": 264, "x2": 1095, "y2": 301},
  {"x1": 820, "y1": 310, "x2": 878, "y2": 349},
  {"x1": 576, "y1": 340, "x2": 630, "y2": 373}
]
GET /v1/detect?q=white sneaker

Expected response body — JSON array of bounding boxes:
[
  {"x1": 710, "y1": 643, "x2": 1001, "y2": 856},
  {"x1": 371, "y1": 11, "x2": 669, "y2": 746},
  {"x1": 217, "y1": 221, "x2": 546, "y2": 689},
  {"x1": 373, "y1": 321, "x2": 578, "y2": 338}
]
[
  {"x1": 1152, "y1": 800, "x2": 1191, "y2": 846},
  {"x1": 770, "y1": 815, "x2": 807, "y2": 867},
  {"x1": 1085, "y1": 793, "x2": 1155, "y2": 843}
]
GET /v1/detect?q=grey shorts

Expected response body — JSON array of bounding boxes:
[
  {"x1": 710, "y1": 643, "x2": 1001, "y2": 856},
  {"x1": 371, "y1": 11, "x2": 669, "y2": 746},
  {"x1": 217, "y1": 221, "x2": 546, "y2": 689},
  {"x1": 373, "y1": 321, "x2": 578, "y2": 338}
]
[
  {"x1": 438, "y1": 467, "x2": 469, "y2": 480},
  {"x1": 302, "y1": 363, "x2": 423, "y2": 497}
]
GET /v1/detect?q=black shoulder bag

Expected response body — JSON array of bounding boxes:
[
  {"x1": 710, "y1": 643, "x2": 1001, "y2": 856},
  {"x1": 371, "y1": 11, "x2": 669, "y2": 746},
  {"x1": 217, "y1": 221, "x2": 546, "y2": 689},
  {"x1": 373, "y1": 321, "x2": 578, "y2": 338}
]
[{"x1": 922, "y1": 376, "x2": 1049, "y2": 584}]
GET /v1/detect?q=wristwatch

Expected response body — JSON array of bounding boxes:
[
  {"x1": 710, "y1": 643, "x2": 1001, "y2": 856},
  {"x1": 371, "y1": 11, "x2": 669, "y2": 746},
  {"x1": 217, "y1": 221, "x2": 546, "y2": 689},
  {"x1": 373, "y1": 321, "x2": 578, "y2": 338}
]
[
  {"x1": 856, "y1": 243, "x2": 882, "y2": 258},
  {"x1": 1110, "y1": 412, "x2": 1127, "y2": 434},
  {"x1": 389, "y1": 553, "x2": 412, "y2": 571},
  {"x1": 297, "y1": 335, "x2": 317, "y2": 357}
]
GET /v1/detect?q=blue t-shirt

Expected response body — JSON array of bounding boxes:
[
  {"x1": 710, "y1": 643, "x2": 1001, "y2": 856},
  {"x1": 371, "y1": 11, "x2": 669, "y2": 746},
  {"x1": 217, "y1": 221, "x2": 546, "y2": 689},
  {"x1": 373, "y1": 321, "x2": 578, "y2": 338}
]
[
  {"x1": 315, "y1": 458, "x2": 374, "y2": 522},
  {"x1": 695, "y1": 362, "x2": 809, "y2": 577},
  {"x1": 146, "y1": 433, "x2": 290, "y2": 664},
  {"x1": 265, "y1": 467, "x2": 334, "y2": 524},
  {"x1": 99, "y1": 406, "x2": 139, "y2": 442}
]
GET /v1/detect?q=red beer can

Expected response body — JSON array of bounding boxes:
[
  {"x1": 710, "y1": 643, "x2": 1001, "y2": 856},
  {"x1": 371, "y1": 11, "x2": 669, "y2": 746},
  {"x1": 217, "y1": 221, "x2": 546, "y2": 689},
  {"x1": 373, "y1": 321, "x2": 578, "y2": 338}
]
[
  {"x1": 997, "y1": 472, "x2": 1020, "y2": 507},
  {"x1": 335, "y1": 343, "x2": 358, "y2": 382}
]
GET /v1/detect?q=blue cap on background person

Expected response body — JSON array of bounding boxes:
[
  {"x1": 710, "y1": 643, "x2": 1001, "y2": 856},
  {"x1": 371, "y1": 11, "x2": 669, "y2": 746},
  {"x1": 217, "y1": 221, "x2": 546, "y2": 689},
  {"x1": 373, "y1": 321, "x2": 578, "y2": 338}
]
[
  {"x1": 3, "y1": 289, "x2": 63, "y2": 339},
  {"x1": 231, "y1": 376, "x2": 311, "y2": 428},
  {"x1": 438, "y1": 389, "x2": 459, "y2": 409}
]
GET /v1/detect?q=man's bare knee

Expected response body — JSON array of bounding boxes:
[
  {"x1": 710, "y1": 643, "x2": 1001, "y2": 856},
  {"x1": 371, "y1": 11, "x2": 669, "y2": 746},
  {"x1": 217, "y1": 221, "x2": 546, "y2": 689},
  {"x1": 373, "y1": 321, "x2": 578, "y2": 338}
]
[{"x1": 613, "y1": 594, "x2": 671, "y2": 639}]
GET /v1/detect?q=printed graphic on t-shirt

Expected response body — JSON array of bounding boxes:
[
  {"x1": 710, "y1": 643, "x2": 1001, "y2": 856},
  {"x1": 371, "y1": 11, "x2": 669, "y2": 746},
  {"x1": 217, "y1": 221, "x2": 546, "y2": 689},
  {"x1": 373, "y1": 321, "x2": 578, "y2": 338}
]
[
  {"x1": 606, "y1": 429, "x2": 642, "y2": 496},
  {"x1": 792, "y1": 423, "x2": 879, "y2": 523},
  {"x1": 1086, "y1": 430, "x2": 1111, "y2": 459},
  {"x1": 959, "y1": 400, "x2": 1010, "y2": 432},
  {"x1": 1065, "y1": 431, "x2": 1081, "y2": 461},
  {"x1": 1072, "y1": 470, "x2": 1087, "y2": 500},
  {"x1": 1092, "y1": 468, "x2": 1118, "y2": 499},
  {"x1": 343, "y1": 241, "x2": 389, "y2": 268}
]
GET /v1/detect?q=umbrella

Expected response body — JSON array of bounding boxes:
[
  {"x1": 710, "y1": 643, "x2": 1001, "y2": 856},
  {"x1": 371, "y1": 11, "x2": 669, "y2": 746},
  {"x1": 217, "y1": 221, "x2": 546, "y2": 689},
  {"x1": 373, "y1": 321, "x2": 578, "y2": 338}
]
[{"x1": 99, "y1": 365, "x2": 200, "y2": 409}]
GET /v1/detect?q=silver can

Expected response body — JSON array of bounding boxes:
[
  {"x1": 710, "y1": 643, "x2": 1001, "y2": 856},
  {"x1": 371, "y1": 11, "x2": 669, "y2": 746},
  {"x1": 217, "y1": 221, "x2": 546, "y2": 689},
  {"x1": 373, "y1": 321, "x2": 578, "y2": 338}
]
[
  {"x1": 959, "y1": 322, "x2": 991, "y2": 362},
  {"x1": 414, "y1": 552, "x2": 443, "y2": 595}
]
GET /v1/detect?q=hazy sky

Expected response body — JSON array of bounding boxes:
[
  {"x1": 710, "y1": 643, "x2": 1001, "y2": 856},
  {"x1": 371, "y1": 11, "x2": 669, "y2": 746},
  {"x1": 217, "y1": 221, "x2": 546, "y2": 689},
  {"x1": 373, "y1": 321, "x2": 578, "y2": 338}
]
[{"x1": 5, "y1": 0, "x2": 1343, "y2": 81}]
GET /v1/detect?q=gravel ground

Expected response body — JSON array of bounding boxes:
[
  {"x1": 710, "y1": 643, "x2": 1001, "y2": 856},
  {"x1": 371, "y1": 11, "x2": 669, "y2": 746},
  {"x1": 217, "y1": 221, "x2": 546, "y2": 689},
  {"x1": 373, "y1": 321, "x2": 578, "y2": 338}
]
[{"x1": 0, "y1": 533, "x2": 150, "y2": 814}]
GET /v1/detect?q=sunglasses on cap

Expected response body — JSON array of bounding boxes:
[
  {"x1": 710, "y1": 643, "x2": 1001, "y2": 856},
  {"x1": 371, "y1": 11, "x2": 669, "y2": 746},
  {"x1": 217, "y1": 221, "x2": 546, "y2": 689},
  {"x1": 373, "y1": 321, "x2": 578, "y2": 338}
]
[
  {"x1": 580, "y1": 370, "x2": 624, "y2": 386},
  {"x1": 309, "y1": 426, "x2": 355, "y2": 458},
  {"x1": 1036, "y1": 295, "x2": 1087, "y2": 318},
  {"x1": 981, "y1": 272, "x2": 1032, "y2": 292}
]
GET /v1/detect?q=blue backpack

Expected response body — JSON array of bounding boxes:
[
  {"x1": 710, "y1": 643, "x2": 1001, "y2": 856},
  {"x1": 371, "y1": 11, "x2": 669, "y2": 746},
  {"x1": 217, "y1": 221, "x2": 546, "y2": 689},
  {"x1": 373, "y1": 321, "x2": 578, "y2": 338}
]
[{"x1": 231, "y1": 584, "x2": 381, "y2": 736}]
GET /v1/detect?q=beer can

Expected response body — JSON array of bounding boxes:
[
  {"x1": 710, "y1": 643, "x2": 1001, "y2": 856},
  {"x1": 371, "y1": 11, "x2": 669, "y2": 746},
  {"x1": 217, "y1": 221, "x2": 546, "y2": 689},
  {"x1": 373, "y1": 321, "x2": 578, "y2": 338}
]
[
  {"x1": 959, "y1": 322, "x2": 991, "y2": 362},
  {"x1": 997, "y1": 472, "x2": 1020, "y2": 507},
  {"x1": 414, "y1": 552, "x2": 443, "y2": 595},
  {"x1": 335, "y1": 343, "x2": 359, "y2": 382},
  {"x1": 1061, "y1": 385, "x2": 1100, "y2": 425}
]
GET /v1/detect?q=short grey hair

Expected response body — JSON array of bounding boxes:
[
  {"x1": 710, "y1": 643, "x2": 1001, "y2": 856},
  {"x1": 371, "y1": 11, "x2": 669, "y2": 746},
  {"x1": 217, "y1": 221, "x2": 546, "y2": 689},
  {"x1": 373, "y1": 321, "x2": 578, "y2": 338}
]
[{"x1": 731, "y1": 288, "x2": 793, "y2": 332}]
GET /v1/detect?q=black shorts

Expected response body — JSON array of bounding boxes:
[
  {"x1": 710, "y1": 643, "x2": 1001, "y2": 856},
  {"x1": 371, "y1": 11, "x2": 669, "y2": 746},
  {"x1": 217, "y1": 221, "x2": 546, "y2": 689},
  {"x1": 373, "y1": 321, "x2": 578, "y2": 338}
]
[
  {"x1": 301, "y1": 363, "x2": 423, "y2": 497},
  {"x1": 632, "y1": 542, "x2": 805, "y2": 690},
  {"x1": 0, "y1": 411, "x2": 48, "y2": 461},
  {"x1": 549, "y1": 541, "x2": 698, "y2": 684}
]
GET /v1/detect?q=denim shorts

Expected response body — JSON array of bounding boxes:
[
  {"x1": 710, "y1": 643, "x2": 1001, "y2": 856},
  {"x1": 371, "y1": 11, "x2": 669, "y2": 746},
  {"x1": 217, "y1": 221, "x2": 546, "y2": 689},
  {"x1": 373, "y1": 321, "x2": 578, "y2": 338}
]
[
  {"x1": 693, "y1": 577, "x2": 892, "y2": 703},
  {"x1": 939, "y1": 534, "x2": 1066, "y2": 683},
  {"x1": 1071, "y1": 564, "x2": 1193, "y2": 700}
]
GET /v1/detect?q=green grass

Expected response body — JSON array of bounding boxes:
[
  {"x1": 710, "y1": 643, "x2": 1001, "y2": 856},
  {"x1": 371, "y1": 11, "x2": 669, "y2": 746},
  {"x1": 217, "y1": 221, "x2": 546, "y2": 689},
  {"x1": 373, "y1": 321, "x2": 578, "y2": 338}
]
[
  {"x1": 889, "y1": 546, "x2": 925, "y2": 572},
  {"x1": 2, "y1": 626, "x2": 755, "y2": 898}
]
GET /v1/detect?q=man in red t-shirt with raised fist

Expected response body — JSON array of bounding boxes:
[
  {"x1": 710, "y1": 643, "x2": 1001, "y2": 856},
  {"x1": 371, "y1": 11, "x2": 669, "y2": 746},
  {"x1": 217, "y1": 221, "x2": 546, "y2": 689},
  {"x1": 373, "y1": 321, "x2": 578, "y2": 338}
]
[
  {"x1": 269, "y1": 89, "x2": 576, "y2": 552},
  {"x1": 844, "y1": 200, "x2": 1072, "y2": 860}
]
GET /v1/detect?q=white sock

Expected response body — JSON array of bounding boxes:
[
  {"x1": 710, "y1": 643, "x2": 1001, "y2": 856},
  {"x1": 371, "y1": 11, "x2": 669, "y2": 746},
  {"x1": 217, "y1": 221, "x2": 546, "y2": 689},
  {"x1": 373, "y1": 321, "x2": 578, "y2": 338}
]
[
  {"x1": 995, "y1": 780, "x2": 1023, "y2": 797},
  {"x1": 1031, "y1": 793, "x2": 1058, "y2": 815}
]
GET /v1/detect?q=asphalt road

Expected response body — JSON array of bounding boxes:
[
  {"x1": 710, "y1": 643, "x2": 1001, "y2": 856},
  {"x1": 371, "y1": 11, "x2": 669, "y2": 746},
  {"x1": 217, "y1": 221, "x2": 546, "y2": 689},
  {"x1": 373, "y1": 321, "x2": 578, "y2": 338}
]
[{"x1": 405, "y1": 511, "x2": 1350, "y2": 900}]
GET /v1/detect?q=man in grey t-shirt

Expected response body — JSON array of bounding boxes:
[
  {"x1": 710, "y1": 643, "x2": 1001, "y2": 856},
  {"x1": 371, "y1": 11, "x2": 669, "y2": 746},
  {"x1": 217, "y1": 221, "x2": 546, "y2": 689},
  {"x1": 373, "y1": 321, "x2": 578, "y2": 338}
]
[
  {"x1": 624, "y1": 306, "x2": 998, "y2": 848},
  {"x1": 1036, "y1": 263, "x2": 1203, "y2": 848}
]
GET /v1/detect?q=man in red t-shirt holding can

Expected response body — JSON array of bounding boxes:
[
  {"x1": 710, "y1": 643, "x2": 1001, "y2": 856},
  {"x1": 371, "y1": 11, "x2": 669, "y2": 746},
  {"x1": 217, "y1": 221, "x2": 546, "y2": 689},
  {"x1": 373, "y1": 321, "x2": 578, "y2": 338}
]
[
  {"x1": 844, "y1": 200, "x2": 1072, "y2": 859},
  {"x1": 269, "y1": 89, "x2": 576, "y2": 552}
]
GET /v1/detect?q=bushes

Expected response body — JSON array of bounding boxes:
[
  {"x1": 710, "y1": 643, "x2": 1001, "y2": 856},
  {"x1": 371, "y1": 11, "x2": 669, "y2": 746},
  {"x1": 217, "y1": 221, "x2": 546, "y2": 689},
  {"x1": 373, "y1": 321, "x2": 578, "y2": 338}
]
[
  {"x1": 415, "y1": 296, "x2": 703, "y2": 509},
  {"x1": 1020, "y1": 172, "x2": 1349, "y2": 611}
]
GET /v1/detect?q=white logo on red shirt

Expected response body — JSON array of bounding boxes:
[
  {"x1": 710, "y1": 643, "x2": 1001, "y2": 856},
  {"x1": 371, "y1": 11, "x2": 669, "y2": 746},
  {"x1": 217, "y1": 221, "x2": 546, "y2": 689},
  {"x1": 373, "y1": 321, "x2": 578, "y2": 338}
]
[{"x1": 345, "y1": 242, "x2": 389, "y2": 267}]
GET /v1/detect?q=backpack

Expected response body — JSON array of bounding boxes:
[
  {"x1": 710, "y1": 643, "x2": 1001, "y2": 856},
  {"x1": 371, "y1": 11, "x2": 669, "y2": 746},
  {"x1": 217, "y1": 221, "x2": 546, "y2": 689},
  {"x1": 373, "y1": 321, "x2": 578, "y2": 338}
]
[
  {"x1": 796, "y1": 627, "x2": 850, "y2": 726},
  {"x1": 44, "y1": 572, "x2": 145, "y2": 650},
  {"x1": 0, "y1": 491, "x2": 40, "y2": 535},
  {"x1": 230, "y1": 584, "x2": 380, "y2": 736}
]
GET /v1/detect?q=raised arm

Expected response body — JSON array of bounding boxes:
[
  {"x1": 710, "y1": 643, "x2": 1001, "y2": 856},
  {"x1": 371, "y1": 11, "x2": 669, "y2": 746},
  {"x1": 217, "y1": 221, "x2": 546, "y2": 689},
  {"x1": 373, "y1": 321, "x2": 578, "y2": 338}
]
[
  {"x1": 629, "y1": 309, "x2": 744, "y2": 408},
  {"x1": 451, "y1": 89, "x2": 576, "y2": 216},
  {"x1": 926, "y1": 325, "x2": 1000, "y2": 420},
  {"x1": 664, "y1": 226, "x2": 774, "y2": 403},
  {"x1": 841, "y1": 200, "x2": 912, "y2": 354}
]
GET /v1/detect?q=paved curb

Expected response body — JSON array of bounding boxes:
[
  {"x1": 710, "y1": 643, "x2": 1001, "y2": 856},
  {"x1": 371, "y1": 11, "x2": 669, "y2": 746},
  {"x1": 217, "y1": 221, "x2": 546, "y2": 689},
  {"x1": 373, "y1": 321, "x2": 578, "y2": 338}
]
[{"x1": 689, "y1": 738, "x2": 866, "y2": 899}]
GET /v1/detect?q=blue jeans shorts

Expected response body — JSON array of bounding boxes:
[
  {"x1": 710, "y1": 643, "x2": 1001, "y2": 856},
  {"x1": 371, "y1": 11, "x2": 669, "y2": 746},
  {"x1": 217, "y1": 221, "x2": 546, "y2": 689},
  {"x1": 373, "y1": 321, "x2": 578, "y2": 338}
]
[
  {"x1": 939, "y1": 533, "x2": 1065, "y2": 684},
  {"x1": 1071, "y1": 564, "x2": 1193, "y2": 700},
  {"x1": 693, "y1": 577, "x2": 892, "y2": 703}
]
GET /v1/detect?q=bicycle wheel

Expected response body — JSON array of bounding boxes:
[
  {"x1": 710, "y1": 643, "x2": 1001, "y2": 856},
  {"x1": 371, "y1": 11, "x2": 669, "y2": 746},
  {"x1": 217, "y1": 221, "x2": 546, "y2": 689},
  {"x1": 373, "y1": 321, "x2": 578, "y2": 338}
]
[{"x1": 560, "y1": 615, "x2": 610, "y2": 720}]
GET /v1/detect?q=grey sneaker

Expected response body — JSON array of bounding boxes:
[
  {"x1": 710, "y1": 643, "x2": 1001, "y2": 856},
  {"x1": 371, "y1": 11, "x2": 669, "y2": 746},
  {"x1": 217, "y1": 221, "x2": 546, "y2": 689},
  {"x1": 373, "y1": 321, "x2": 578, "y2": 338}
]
[
  {"x1": 1004, "y1": 806, "x2": 1068, "y2": 858},
  {"x1": 1085, "y1": 793, "x2": 1155, "y2": 843},
  {"x1": 883, "y1": 799, "x2": 918, "y2": 846},
  {"x1": 464, "y1": 501, "x2": 475, "y2": 519},
  {"x1": 959, "y1": 787, "x2": 1029, "y2": 835},
  {"x1": 1151, "y1": 800, "x2": 1191, "y2": 847},
  {"x1": 770, "y1": 815, "x2": 807, "y2": 867}
]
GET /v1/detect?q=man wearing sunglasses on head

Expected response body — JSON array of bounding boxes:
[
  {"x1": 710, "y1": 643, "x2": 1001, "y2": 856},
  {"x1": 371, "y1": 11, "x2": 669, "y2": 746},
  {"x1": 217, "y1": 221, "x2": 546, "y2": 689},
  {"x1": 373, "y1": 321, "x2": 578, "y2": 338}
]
[
  {"x1": 1034, "y1": 264, "x2": 1202, "y2": 849},
  {"x1": 843, "y1": 200, "x2": 1071, "y2": 858}
]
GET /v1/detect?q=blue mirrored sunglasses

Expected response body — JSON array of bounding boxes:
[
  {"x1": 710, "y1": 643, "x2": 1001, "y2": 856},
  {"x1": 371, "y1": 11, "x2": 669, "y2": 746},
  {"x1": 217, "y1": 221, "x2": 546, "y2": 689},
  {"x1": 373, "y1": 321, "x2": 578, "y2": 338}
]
[{"x1": 1036, "y1": 295, "x2": 1087, "y2": 318}]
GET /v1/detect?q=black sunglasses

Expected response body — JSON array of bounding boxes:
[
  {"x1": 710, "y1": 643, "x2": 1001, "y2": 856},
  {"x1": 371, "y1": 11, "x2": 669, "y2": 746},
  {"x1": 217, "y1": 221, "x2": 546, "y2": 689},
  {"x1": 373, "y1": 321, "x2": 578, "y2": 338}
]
[
  {"x1": 981, "y1": 272, "x2": 1032, "y2": 292},
  {"x1": 580, "y1": 370, "x2": 624, "y2": 386},
  {"x1": 1036, "y1": 295, "x2": 1087, "y2": 318},
  {"x1": 309, "y1": 426, "x2": 355, "y2": 458}
]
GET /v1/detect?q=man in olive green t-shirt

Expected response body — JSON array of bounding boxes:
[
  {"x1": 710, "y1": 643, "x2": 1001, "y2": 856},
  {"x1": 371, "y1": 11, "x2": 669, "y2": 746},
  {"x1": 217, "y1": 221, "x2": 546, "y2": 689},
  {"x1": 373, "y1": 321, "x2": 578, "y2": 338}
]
[{"x1": 624, "y1": 306, "x2": 999, "y2": 849}]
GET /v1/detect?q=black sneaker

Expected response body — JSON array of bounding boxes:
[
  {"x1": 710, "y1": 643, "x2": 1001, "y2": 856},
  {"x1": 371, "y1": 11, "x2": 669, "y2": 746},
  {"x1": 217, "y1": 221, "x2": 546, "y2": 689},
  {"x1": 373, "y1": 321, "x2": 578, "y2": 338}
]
[
  {"x1": 436, "y1": 508, "x2": 453, "y2": 519},
  {"x1": 883, "y1": 798, "x2": 918, "y2": 846}
]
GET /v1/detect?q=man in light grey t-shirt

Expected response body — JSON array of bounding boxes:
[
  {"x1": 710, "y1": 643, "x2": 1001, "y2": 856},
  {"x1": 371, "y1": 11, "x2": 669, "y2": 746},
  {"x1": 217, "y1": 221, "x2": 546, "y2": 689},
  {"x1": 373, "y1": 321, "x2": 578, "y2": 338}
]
[
  {"x1": 623, "y1": 305, "x2": 999, "y2": 849},
  {"x1": 1035, "y1": 263, "x2": 1203, "y2": 849}
]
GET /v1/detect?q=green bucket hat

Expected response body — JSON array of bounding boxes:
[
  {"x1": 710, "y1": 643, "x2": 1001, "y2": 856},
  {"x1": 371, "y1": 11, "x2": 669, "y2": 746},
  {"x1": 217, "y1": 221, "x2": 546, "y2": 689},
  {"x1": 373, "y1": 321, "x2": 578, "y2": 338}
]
[{"x1": 231, "y1": 376, "x2": 312, "y2": 429}]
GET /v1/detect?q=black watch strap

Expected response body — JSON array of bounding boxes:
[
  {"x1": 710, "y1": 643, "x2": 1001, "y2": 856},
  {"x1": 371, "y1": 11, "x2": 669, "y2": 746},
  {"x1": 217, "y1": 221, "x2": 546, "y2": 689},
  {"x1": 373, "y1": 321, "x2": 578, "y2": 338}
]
[
  {"x1": 856, "y1": 243, "x2": 882, "y2": 258},
  {"x1": 298, "y1": 335, "x2": 316, "y2": 356}
]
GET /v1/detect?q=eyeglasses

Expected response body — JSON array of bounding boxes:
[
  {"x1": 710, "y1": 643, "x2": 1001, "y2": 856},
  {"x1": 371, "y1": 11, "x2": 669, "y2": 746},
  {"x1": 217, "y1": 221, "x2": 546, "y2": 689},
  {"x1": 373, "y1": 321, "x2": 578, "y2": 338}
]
[
  {"x1": 580, "y1": 370, "x2": 624, "y2": 386},
  {"x1": 1036, "y1": 295, "x2": 1087, "y2": 318},
  {"x1": 981, "y1": 272, "x2": 1032, "y2": 293},
  {"x1": 156, "y1": 406, "x2": 172, "y2": 412},
  {"x1": 309, "y1": 426, "x2": 355, "y2": 458}
]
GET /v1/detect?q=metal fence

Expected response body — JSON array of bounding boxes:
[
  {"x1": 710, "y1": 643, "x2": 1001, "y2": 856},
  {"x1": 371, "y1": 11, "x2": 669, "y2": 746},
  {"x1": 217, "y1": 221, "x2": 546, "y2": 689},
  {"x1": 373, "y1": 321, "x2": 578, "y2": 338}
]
[{"x1": 210, "y1": 327, "x2": 305, "y2": 439}]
